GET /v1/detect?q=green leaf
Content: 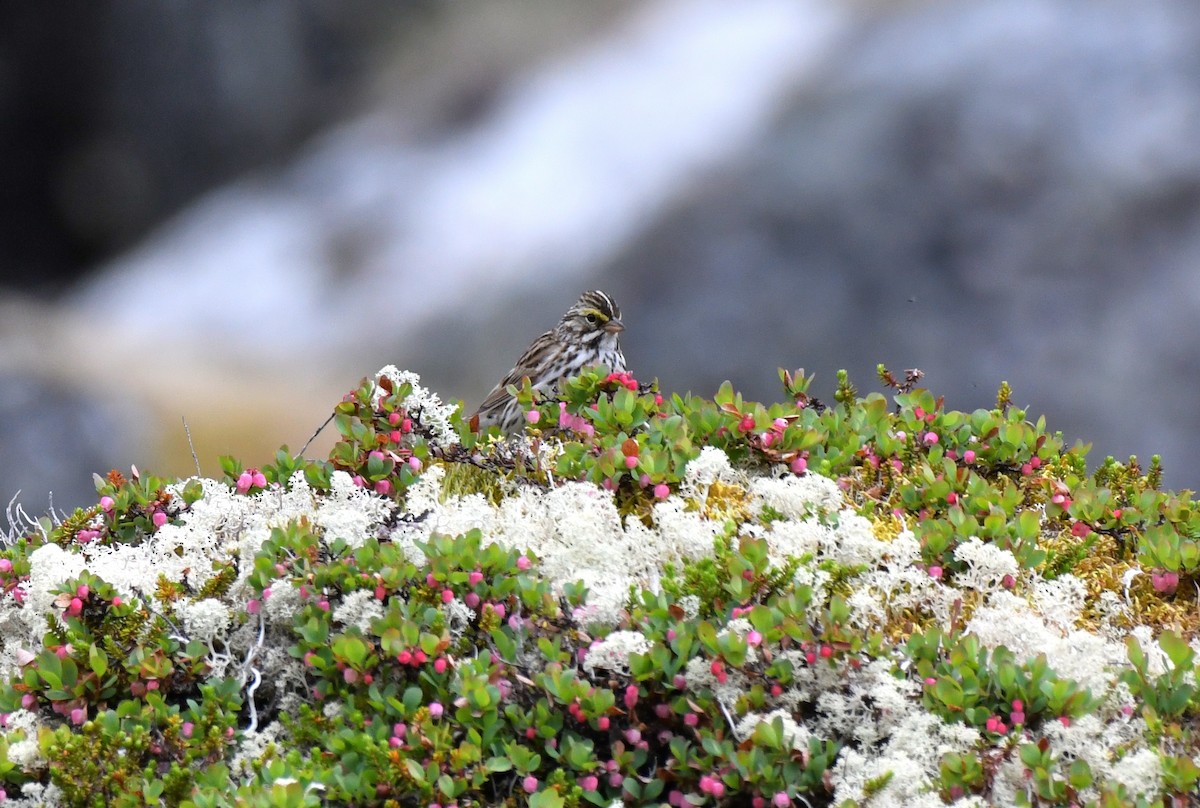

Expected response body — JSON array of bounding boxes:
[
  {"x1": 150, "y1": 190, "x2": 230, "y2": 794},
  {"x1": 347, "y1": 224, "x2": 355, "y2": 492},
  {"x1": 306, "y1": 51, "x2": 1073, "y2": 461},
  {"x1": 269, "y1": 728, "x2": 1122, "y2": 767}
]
[
  {"x1": 484, "y1": 757, "x2": 512, "y2": 773},
  {"x1": 88, "y1": 644, "x2": 108, "y2": 678}
]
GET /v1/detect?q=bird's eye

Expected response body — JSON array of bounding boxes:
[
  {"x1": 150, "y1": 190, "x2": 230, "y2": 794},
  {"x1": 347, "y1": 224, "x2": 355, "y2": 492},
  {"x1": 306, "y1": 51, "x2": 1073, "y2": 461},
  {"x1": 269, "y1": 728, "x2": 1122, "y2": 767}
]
[{"x1": 585, "y1": 313, "x2": 599, "y2": 324}]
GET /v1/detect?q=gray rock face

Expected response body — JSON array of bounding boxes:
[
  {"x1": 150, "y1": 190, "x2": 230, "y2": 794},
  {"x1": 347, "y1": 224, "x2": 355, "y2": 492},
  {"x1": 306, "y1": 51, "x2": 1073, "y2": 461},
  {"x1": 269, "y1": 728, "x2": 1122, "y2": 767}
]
[
  {"x1": 0, "y1": 372, "x2": 146, "y2": 513},
  {"x1": 609, "y1": 0, "x2": 1200, "y2": 488},
  {"x1": 10, "y1": 0, "x2": 1200, "y2": 494}
]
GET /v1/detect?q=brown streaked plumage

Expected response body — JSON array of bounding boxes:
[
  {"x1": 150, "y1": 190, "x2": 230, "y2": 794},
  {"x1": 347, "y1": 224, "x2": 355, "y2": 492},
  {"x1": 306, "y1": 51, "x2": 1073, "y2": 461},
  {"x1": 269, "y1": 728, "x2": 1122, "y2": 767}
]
[{"x1": 473, "y1": 290, "x2": 626, "y2": 433}]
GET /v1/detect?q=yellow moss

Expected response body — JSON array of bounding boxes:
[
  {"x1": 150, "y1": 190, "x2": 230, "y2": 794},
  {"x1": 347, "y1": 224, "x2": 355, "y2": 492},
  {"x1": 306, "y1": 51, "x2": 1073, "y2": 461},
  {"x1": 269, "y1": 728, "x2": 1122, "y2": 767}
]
[
  {"x1": 703, "y1": 480, "x2": 752, "y2": 523},
  {"x1": 871, "y1": 511, "x2": 908, "y2": 542},
  {"x1": 439, "y1": 459, "x2": 506, "y2": 505}
]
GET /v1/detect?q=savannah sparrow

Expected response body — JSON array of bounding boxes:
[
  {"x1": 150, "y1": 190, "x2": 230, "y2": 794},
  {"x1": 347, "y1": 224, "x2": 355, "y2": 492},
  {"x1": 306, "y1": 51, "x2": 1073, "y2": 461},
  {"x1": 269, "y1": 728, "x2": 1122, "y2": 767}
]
[{"x1": 473, "y1": 290, "x2": 626, "y2": 433}]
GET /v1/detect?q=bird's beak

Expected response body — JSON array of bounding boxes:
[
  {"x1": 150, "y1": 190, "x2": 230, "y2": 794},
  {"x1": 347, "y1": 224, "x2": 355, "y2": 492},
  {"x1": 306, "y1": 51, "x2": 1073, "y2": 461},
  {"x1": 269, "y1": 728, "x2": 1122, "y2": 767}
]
[{"x1": 604, "y1": 318, "x2": 625, "y2": 334}]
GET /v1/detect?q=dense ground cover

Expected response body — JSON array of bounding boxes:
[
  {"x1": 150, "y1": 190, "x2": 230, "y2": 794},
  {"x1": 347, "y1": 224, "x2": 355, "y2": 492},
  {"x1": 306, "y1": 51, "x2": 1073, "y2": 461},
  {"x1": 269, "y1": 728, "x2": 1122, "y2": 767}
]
[{"x1": 0, "y1": 365, "x2": 1195, "y2": 807}]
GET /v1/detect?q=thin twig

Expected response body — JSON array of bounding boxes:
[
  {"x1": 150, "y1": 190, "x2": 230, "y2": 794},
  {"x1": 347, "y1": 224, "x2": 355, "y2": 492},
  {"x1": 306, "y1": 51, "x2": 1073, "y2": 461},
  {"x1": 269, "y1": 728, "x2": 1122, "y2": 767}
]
[
  {"x1": 182, "y1": 416, "x2": 202, "y2": 477},
  {"x1": 298, "y1": 411, "x2": 336, "y2": 458}
]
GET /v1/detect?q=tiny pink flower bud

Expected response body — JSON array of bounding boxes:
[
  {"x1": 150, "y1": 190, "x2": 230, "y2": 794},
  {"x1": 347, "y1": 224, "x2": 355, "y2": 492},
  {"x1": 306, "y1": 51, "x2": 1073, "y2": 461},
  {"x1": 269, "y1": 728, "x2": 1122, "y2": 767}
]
[
  {"x1": 352, "y1": 475, "x2": 366, "y2": 488},
  {"x1": 773, "y1": 791, "x2": 790, "y2": 807},
  {"x1": 468, "y1": 571, "x2": 484, "y2": 586},
  {"x1": 429, "y1": 702, "x2": 444, "y2": 719},
  {"x1": 790, "y1": 456, "x2": 807, "y2": 474},
  {"x1": 963, "y1": 449, "x2": 976, "y2": 463},
  {"x1": 516, "y1": 555, "x2": 531, "y2": 571},
  {"x1": 374, "y1": 479, "x2": 392, "y2": 495},
  {"x1": 110, "y1": 596, "x2": 122, "y2": 607},
  {"x1": 66, "y1": 597, "x2": 83, "y2": 617},
  {"x1": 100, "y1": 496, "x2": 114, "y2": 511},
  {"x1": 401, "y1": 418, "x2": 413, "y2": 433},
  {"x1": 597, "y1": 715, "x2": 610, "y2": 730},
  {"x1": 945, "y1": 491, "x2": 957, "y2": 505},
  {"x1": 408, "y1": 457, "x2": 421, "y2": 472},
  {"x1": 923, "y1": 431, "x2": 939, "y2": 445},
  {"x1": 181, "y1": 721, "x2": 194, "y2": 738},
  {"x1": 492, "y1": 603, "x2": 506, "y2": 619},
  {"x1": 624, "y1": 684, "x2": 639, "y2": 710},
  {"x1": 684, "y1": 712, "x2": 699, "y2": 727},
  {"x1": 236, "y1": 473, "x2": 253, "y2": 494},
  {"x1": 653, "y1": 483, "x2": 670, "y2": 499},
  {"x1": 246, "y1": 599, "x2": 260, "y2": 615},
  {"x1": 1020, "y1": 462, "x2": 1033, "y2": 476},
  {"x1": 464, "y1": 592, "x2": 480, "y2": 609},
  {"x1": 369, "y1": 450, "x2": 385, "y2": 461},
  {"x1": 76, "y1": 585, "x2": 89, "y2": 599},
  {"x1": 928, "y1": 565, "x2": 943, "y2": 580},
  {"x1": 70, "y1": 707, "x2": 86, "y2": 725},
  {"x1": 624, "y1": 454, "x2": 639, "y2": 469},
  {"x1": 524, "y1": 410, "x2": 540, "y2": 424},
  {"x1": 253, "y1": 471, "x2": 267, "y2": 487},
  {"x1": 317, "y1": 599, "x2": 330, "y2": 611},
  {"x1": 0, "y1": 559, "x2": 11, "y2": 573},
  {"x1": 389, "y1": 430, "x2": 402, "y2": 443},
  {"x1": 747, "y1": 630, "x2": 763, "y2": 647},
  {"x1": 442, "y1": 588, "x2": 454, "y2": 604},
  {"x1": 388, "y1": 412, "x2": 401, "y2": 426},
  {"x1": 580, "y1": 775, "x2": 598, "y2": 791},
  {"x1": 655, "y1": 703, "x2": 671, "y2": 719},
  {"x1": 434, "y1": 657, "x2": 448, "y2": 674},
  {"x1": 20, "y1": 694, "x2": 35, "y2": 710},
  {"x1": 342, "y1": 668, "x2": 358, "y2": 684}
]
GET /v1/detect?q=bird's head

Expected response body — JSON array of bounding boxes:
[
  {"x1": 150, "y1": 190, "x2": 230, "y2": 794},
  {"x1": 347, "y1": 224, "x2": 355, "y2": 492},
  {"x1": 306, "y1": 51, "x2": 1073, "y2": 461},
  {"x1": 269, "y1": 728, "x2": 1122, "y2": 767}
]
[{"x1": 558, "y1": 290, "x2": 624, "y2": 344}]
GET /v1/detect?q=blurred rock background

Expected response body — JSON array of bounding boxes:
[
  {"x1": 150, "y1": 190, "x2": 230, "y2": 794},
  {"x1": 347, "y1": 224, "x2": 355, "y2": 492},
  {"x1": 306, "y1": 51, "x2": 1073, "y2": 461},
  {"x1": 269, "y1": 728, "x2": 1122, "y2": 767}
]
[{"x1": 3, "y1": 0, "x2": 1200, "y2": 511}]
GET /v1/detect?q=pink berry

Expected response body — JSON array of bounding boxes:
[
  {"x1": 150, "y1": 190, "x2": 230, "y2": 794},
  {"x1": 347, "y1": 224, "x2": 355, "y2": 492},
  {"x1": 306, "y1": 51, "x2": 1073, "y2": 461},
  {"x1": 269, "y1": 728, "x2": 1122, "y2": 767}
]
[
  {"x1": 653, "y1": 483, "x2": 670, "y2": 499},
  {"x1": 928, "y1": 565, "x2": 943, "y2": 580},
  {"x1": 624, "y1": 455, "x2": 639, "y2": 469},
  {"x1": 374, "y1": 480, "x2": 392, "y2": 495},
  {"x1": 923, "y1": 431, "x2": 939, "y2": 445},
  {"x1": 624, "y1": 685, "x2": 638, "y2": 710},
  {"x1": 516, "y1": 556, "x2": 531, "y2": 571},
  {"x1": 963, "y1": 449, "x2": 976, "y2": 463},
  {"x1": 429, "y1": 702, "x2": 444, "y2": 719},
  {"x1": 790, "y1": 456, "x2": 807, "y2": 474},
  {"x1": 0, "y1": 559, "x2": 11, "y2": 573}
]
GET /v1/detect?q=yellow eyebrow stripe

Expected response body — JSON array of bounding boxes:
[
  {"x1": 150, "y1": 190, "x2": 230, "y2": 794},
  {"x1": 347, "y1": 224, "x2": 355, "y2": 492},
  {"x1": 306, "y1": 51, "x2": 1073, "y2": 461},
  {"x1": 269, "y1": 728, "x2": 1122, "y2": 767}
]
[{"x1": 582, "y1": 308, "x2": 609, "y2": 321}]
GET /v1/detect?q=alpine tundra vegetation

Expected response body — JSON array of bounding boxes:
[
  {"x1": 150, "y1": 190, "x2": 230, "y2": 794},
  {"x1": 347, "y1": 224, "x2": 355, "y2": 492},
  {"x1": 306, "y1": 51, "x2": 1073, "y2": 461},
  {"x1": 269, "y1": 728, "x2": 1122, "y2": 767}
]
[{"x1": 0, "y1": 364, "x2": 1196, "y2": 807}]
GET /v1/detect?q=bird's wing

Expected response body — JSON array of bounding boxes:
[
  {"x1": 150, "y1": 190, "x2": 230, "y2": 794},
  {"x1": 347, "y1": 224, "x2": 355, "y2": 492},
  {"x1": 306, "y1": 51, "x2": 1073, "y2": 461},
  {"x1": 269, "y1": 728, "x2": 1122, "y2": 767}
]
[{"x1": 472, "y1": 330, "x2": 557, "y2": 417}]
